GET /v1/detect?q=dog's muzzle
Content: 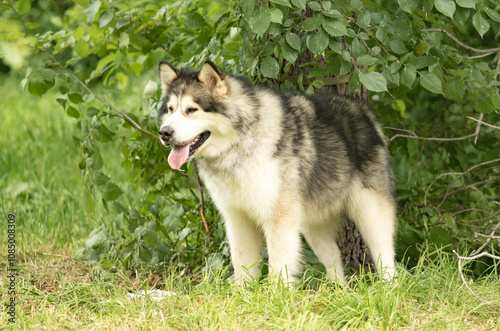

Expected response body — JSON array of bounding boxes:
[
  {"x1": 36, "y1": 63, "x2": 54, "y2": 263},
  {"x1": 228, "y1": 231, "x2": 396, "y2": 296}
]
[{"x1": 159, "y1": 126, "x2": 173, "y2": 144}]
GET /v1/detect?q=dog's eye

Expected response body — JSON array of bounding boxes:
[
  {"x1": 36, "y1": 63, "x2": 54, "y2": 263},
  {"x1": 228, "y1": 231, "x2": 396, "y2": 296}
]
[
  {"x1": 186, "y1": 107, "x2": 198, "y2": 114},
  {"x1": 168, "y1": 106, "x2": 173, "y2": 112}
]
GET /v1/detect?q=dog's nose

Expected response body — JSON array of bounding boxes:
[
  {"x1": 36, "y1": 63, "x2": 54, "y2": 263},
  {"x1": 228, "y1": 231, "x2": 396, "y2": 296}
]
[{"x1": 159, "y1": 127, "x2": 174, "y2": 140}]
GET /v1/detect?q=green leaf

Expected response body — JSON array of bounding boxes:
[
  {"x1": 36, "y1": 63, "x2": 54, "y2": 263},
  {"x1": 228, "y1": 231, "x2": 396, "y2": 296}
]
[
  {"x1": 349, "y1": 69, "x2": 360, "y2": 95},
  {"x1": 260, "y1": 56, "x2": 279, "y2": 78},
  {"x1": 357, "y1": 11, "x2": 371, "y2": 28},
  {"x1": 308, "y1": 1, "x2": 322, "y2": 11},
  {"x1": 383, "y1": 67, "x2": 400, "y2": 85},
  {"x1": 302, "y1": 15, "x2": 322, "y2": 31},
  {"x1": 472, "y1": 12, "x2": 490, "y2": 38},
  {"x1": 15, "y1": 0, "x2": 30, "y2": 14},
  {"x1": 282, "y1": 41, "x2": 298, "y2": 63},
  {"x1": 92, "y1": 171, "x2": 110, "y2": 186},
  {"x1": 178, "y1": 228, "x2": 190, "y2": 242},
  {"x1": 119, "y1": 32, "x2": 129, "y2": 48},
  {"x1": 67, "y1": 106, "x2": 80, "y2": 118},
  {"x1": 75, "y1": 41, "x2": 89, "y2": 57},
  {"x1": 249, "y1": 8, "x2": 271, "y2": 37},
  {"x1": 98, "y1": 10, "x2": 114, "y2": 28},
  {"x1": 389, "y1": 40, "x2": 408, "y2": 54},
  {"x1": 73, "y1": 0, "x2": 89, "y2": 6},
  {"x1": 430, "y1": 227, "x2": 452, "y2": 246},
  {"x1": 311, "y1": 79, "x2": 324, "y2": 89},
  {"x1": 86, "y1": 107, "x2": 100, "y2": 117},
  {"x1": 401, "y1": 64, "x2": 416, "y2": 88},
  {"x1": 419, "y1": 71, "x2": 443, "y2": 94},
  {"x1": 356, "y1": 55, "x2": 378, "y2": 66},
  {"x1": 291, "y1": 0, "x2": 306, "y2": 9},
  {"x1": 269, "y1": 8, "x2": 283, "y2": 23},
  {"x1": 86, "y1": 0, "x2": 101, "y2": 24},
  {"x1": 322, "y1": 19, "x2": 347, "y2": 36},
  {"x1": 307, "y1": 29, "x2": 329, "y2": 55},
  {"x1": 73, "y1": 26, "x2": 85, "y2": 41},
  {"x1": 89, "y1": 150, "x2": 103, "y2": 170},
  {"x1": 329, "y1": 40, "x2": 342, "y2": 54},
  {"x1": 28, "y1": 79, "x2": 51, "y2": 97},
  {"x1": 96, "y1": 123, "x2": 116, "y2": 142},
  {"x1": 143, "y1": 230, "x2": 159, "y2": 247},
  {"x1": 359, "y1": 72, "x2": 388, "y2": 92},
  {"x1": 435, "y1": 0, "x2": 456, "y2": 18},
  {"x1": 149, "y1": 204, "x2": 159, "y2": 217},
  {"x1": 85, "y1": 227, "x2": 106, "y2": 248},
  {"x1": 455, "y1": 0, "x2": 476, "y2": 9},
  {"x1": 398, "y1": 0, "x2": 417, "y2": 13},
  {"x1": 270, "y1": 0, "x2": 291, "y2": 7},
  {"x1": 286, "y1": 32, "x2": 301, "y2": 50},
  {"x1": 412, "y1": 56, "x2": 438, "y2": 69},
  {"x1": 185, "y1": 11, "x2": 206, "y2": 30},
  {"x1": 25, "y1": 22, "x2": 39, "y2": 30},
  {"x1": 423, "y1": 0, "x2": 434, "y2": 12},
  {"x1": 101, "y1": 182, "x2": 123, "y2": 201},
  {"x1": 444, "y1": 78, "x2": 465, "y2": 102},
  {"x1": 484, "y1": 7, "x2": 500, "y2": 23},
  {"x1": 81, "y1": 188, "x2": 94, "y2": 213}
]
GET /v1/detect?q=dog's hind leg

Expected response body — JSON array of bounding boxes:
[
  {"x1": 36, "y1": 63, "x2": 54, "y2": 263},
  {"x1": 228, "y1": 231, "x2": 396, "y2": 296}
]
[
  {"x1": 224, "y1": 209, "x2": 263, "y2": 284},
  {"x1": 347, "y1": 188, "x2": 396, "y2": 280},
  {"x1": 303, "y1": 221, "x2": 345, "y2": 285}
]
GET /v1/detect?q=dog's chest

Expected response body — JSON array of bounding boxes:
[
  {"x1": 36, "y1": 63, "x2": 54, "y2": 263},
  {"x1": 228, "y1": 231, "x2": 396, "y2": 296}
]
[{"x1": 197, "y1": 155, "x2": 281, "y2": 222}]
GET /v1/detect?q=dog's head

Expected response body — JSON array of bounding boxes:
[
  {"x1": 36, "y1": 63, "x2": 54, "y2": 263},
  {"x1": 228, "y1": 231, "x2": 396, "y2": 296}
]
[{"x1": 158, "y1": 61, "x2": 238, "y2": 170}]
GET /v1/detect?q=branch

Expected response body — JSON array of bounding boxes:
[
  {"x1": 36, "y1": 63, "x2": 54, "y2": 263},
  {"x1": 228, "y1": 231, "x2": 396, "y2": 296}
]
[
  {"x1": 424, "y1": 158, "x2": 500, "y2": 206},
  {"x1": 193, "y1": 164, "x2": 211, "y2": 237},
  {"x1": 39, "y1": 48, "x2": 160, "y2": 141},
  {"x1": 475, "y1": 233, "x2": 500, "y2": 240},
  {"x1": 472, "y1": 220, "x2": 500, "y2": 256},
  {"x1": 383, "y1": 127, "x2": 418, "y2": 138},
  {"x1": 473, "y1": 113, "x2": 484, "y2": 145},
  {"x1": 467, "y1": 117, "x2": 500, "y2": 131},
  {"x1": 433, "y1": 176, "x2": 500, "y2": 205},
  {"x1": 423, "y1": 29, "x2": 500, "y2": 54},
  {"x1": 389, "y1": 132, "x2": 478, "y2": 142},
  {"x1": 467, "y1": 52, "x2": 496, "y2": 60},
  {"x1": 388, "y1": 115, "x2": 500, "y2": 143},
  {"x1": 453, "y1": 219, "x2": 500, "y2": 304},
  {"x1": 438, "y1": 158, "x2": 500, "y2": 207},
  {"x1": 458, "y1": 251, "x2": 500, "y2": 262},
  {"x1": 457, "y1": 209, "x2": 500, "y2": 225},
  {"x1": 453, "y1": 250, "x2": 490, "y2": 304}
]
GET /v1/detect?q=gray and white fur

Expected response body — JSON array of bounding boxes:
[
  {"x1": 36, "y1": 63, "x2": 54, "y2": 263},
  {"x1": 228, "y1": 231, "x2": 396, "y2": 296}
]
[{"x1": 158, "y1": 61, "x2": 396, "y2": 285}]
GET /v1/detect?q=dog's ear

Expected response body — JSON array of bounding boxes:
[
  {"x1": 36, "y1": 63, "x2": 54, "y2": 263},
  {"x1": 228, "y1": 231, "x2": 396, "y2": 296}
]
[
  {"x1": 198, "y1": 61, "x2": 228, "y2": 96},
  {"x1": 159, "y1": 62, "x2": 179, "y2": 92}
]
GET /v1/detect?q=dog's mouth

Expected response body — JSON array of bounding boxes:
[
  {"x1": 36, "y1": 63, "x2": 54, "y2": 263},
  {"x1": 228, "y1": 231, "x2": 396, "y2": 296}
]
[{"x1": 168, "y1": 131, "x2": 211, "y2": 170}]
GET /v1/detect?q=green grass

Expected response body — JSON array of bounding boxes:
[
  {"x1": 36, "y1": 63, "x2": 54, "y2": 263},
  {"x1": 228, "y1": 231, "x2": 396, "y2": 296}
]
[
  {"x1": 1, "y1": 74, "x2": 499, "y2": 329},
  {"x1": 0, "y1": 74, "x2": 126, "y2": 253},
  {"x1": 1, "y1": 75, "x2": 92, "y2": 252},
  {"x1": 2, "y1": 250, "x2": 500, "y2": 329}
]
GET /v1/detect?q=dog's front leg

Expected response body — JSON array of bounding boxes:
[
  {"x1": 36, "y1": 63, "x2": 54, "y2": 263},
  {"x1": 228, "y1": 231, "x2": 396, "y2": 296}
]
[
  {"x1": 224, "y1": 209, "x2": 263, "y2": 285},
  {"x1": 265, "y1": 201, "x2": 303, "y2": 286}
]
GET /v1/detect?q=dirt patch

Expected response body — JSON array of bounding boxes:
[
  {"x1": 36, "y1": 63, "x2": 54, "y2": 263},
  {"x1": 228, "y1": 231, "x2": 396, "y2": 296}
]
[{"x1": 1, "y1": 251, "x2": 177, "y2": 294}]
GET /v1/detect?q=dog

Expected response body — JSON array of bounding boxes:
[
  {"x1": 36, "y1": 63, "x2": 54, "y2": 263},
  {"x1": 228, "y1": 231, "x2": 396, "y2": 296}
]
[{"x1": 157, "y1": 61, "x2": 396, "y2": 285}]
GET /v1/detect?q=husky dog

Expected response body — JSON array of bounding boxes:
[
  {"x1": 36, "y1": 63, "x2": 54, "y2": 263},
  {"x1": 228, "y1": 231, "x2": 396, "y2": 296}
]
[{"x1": 158, "y1": 61, "x2": 396, "y2": 285}]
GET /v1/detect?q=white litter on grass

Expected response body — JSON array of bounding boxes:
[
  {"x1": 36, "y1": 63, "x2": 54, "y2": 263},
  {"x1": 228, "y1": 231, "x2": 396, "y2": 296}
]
[{"x1": 127, "y1": 289, "x2": 178, "y2": 301}]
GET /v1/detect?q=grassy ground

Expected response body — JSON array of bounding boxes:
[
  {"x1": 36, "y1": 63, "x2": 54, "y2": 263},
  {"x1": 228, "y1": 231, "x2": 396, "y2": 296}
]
[{"x1": 1, "y1": 74, "x2": 499, "y2": 329}]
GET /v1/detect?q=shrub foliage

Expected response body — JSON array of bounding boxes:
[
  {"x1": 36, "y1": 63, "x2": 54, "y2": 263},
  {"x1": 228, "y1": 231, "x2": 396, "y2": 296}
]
[{"x1": 1, "y1": 0, "x2": 499, "y2": 276}]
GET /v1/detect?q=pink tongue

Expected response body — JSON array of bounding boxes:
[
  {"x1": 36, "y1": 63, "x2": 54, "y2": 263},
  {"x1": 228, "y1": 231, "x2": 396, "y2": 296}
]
[{"x1": 168, "y1": 145, "x2": 190, "y2": 170}]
